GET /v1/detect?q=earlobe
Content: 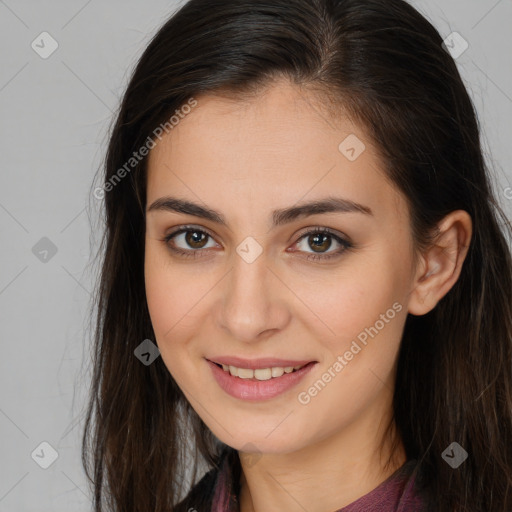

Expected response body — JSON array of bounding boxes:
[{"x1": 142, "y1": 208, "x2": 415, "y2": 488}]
[{"x1": 407, "y1": 210, "x2": 472, "y2": 316}]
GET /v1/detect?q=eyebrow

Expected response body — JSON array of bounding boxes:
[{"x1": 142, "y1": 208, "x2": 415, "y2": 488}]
[{"x1": 146, "y1": 195, "x2": 373, "y2": 227}]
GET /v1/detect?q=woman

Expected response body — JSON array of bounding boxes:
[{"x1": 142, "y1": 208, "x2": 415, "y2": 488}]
[{"x1": 82, "y1": 0, "x2": 512, "y2": 511}]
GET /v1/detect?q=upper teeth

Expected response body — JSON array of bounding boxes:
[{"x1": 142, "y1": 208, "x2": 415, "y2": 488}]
[{"x1": 222, "y1": 364, "x2": 304, "y2": 380}]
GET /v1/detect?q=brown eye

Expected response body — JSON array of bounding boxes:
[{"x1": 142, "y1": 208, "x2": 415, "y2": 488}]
[
  {"x1": 163, "y1": 226, "x2": 218, "y2": 257},
  {"x1": 307, "y1": 232, "x2": 333, "y2": 253},
  {"x1": 184, "y1": 230, "x2": 209, "y2": 249},
  {"x1": 292, "y1": 228, "x2": 353, "y2": 262}
]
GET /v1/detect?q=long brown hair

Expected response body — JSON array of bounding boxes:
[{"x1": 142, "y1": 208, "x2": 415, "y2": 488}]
[{"x1": 82, "y1": 0, "x2": 512, "y2": 510}]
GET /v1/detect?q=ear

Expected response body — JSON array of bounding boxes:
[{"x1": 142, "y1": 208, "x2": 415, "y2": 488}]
[{"x1": 407, "y1": 210, "x2": 472, "y2": 316}]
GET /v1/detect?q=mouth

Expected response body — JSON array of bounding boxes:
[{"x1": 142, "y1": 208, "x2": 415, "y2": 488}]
[{"x1": 206, "y1": 358, "x2": 318, "y2": 401}]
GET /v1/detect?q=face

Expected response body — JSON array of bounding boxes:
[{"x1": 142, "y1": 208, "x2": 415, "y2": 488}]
[{"x1": 144, "y1": 78, "x2": 418, "y2": 455}]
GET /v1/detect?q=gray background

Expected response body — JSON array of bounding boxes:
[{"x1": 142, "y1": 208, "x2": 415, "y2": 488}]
[{"x1": 0, "y1": 1, "x2": 511, "y2": 510}]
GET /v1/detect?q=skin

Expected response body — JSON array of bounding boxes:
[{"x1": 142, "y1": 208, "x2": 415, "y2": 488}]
[{"x1": 144, "y1": 77, "x2": 472, "y2": 512}]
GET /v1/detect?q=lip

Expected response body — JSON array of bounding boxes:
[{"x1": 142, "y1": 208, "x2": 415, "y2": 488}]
[
  {"x1": 206, "y1": 356, "x2": 315, "y2": 370},
  {"x1": 206, "y1": 358, "x2": 317, "y2": 401}
]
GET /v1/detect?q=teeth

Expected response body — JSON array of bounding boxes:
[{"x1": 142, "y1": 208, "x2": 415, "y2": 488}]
[
  {"x1": 254, "y1": 368, "x2": 272, "y2": 380},
  {"x1": 271, "y1": 367, "x2": 284, "y2": 377},
  {"x1": 238, "y1": 367, "x2": 255, "y2": 379},
  {"x1": 220, "y1": 363, "x2": 305, "y2": 380}
]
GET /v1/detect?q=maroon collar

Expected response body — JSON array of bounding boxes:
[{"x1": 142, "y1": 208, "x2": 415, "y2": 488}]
[{"x1": 211, "y1": 448, "x2": 428, "y2": 512}]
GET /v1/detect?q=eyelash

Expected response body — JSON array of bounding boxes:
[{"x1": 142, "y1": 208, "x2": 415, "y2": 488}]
[{"x1": 161, "y1": 225, "x2": 353, "y2": 262}]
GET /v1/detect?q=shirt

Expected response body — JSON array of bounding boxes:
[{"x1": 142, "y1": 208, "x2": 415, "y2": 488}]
[{"x1": 177, "y1": 446, "x2": 430, "y2": 512}]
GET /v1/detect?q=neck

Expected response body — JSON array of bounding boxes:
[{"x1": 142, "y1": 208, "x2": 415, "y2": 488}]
[{"x1": 238, "y1": 405, "x2": 406, "y2": 512}]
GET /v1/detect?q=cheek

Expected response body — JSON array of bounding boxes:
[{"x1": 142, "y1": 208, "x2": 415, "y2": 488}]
[
  {"x1": 144, "y1": 245, "x2": 177, "y2": 337},
  {"x1": 291, "y1": 268, "x2": 407, "y2": 440},
  {"x1": 292, "y1": 254, "x2": 407, "y2": 353},
  {"x1": 288, "y1": 250, "x2": 409, "y2": 424},
  {"x1": 144, "y1": 239, "x2": 212, "y2": 332},
  {"x1": 144, "y1": 243, "x2": 200, "y2": 375}
]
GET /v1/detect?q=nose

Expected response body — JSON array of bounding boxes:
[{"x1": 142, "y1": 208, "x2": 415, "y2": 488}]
[{"x1": 215, "y1": 248, "x2": 291, "y2": 343}]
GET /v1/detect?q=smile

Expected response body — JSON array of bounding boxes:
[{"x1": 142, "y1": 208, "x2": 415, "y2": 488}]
[{"x1": 206, "y1": 359, "x2": 317, "y2": 401}]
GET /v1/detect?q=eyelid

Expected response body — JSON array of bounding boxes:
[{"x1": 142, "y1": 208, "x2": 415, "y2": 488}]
[
  {"x1": 165, "y1": 224, "x2": 217, "y2": 240},
  {"x1": 294, "y1": 225, "x2": 349, "y2": 242}
]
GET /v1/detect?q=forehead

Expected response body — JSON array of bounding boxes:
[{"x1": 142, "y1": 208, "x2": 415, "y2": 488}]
[{"x1": 146, "y1": 80, "x2": 406, "y2": 226}]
